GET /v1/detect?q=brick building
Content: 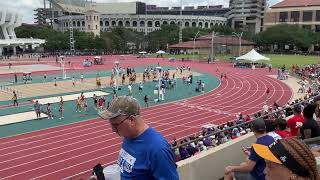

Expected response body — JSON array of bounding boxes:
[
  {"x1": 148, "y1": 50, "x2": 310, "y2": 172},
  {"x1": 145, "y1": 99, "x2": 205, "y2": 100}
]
[{"x1": 264, "y1": 0, "x2": 320, "y2": 32}]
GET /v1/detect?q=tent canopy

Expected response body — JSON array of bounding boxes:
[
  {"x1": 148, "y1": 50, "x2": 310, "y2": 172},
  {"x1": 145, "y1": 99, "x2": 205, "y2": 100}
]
[
  {"x1": 236, "y1": 49, "x2": 270, "y2": 62},
  {"x1": 139, "y1": 51, "x2": 147, "y2": 54},
  {"x1": 156, "y1": 50, "x2": 166, "y2": 54}
]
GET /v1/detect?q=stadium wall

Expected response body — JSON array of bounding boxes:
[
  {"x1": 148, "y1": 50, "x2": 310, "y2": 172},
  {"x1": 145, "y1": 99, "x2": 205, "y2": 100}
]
[{"x1": 177, "y1": 133, "x2": 256, "y2": 180}]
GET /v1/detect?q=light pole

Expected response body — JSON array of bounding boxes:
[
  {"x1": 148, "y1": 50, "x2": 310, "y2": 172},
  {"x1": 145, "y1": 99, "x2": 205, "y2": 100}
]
[
  {"x1": 193, "y1": 31, "x2": 201, "y2": 60},
  {"x1": 179, "y1": 0, "x2": 183, "y2": 43},
  {"x1": 155, "y1": 66, "x2": 162, "y2": 102},
  {"x1": 232, "y1": 32, "x2": 243, "y2": 57},
  {"x1": 211, "y1": 31, "x2": 219, "y2": 61},
  {"x1": 114, "y1": 61, "x2": 120, "y2": 90}
]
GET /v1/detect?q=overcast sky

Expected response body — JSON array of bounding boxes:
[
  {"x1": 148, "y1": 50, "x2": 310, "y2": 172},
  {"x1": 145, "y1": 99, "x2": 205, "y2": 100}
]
[{"x1": 0, "y1": 0, "x2": 281, "y2": 24}]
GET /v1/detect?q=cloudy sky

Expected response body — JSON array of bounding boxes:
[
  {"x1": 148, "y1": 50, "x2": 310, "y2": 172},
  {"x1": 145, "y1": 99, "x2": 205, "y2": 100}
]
[{"x1": 0, "y1": 0, "x2": 281, "y2": 24}]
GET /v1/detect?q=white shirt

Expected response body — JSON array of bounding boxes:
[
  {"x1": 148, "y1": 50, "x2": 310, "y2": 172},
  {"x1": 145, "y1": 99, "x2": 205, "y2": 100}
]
[
  {"x1": 263, "y1": 104, "x2": 269, "y2": 113},
  {"x1": 128, "y1": 85, "x2": 132, "y2": 91},
  {"x1": 268, "y1": 131, "x2": 282, "y2": 141}
]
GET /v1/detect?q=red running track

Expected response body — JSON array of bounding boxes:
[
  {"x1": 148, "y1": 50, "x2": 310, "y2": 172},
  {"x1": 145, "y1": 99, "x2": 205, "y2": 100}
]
[{"x1": 0, "y1": 57, "x2": 292, "y2": 180}]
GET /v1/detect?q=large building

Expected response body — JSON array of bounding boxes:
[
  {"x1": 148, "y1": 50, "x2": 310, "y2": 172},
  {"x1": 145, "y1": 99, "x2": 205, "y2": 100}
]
[
  {"x1": 34, "y1": 1, "x2": 231, "y2": 36},
  {"x1": 0, "y1": 9, "x2": 45, "y2": 56},
  {"x1": 34, "y1": 1, "x2": 267, "y2": 36},
  {"x1": 228, "y1": 0, "x2": 267, "y2": 33},
  {"x1": 264, "y1": 0, "x2": 320, "y2": 32}
]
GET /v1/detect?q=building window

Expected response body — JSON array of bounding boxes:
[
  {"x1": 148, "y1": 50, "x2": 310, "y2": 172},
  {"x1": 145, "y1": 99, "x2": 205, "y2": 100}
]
[
  {"x1": 316, "y1": 25, "x2": 320, "y2": 32},
  {"x1": 185, "y1": 22, "x2": 189, "y2": 27},
  {"x1": 303, "y1": 11, "x2": 313, "y2": 22},
  {"x1": 279, "y1": 12, "x2": 288, "y2": 22},
  {"x1": 125, "y1": 21, "x2": 130, "y2": 27},
  {"x1": 198, "y1": 22, "x2": 203, "y2": 28},
  {"x1": 147, "y1": 21, "x2": 152, "y2": 27},
  {"x1": 155, "y1": 21, "x2": 160, "y2": 27},
  {"x1": 88, "y1": 25, "x2": 90, "y2": 29},
  {"x1": 105, "y1": 21, "x2": 109, "y2": 26},
  {"x1": 162, "y1": 21, "x2": 168, "y2": 25},
  {"x1": 118, "y1": 21, "x2": 123, "y2": 26},
  {"x1": 290, "y1": 11, "x2": 300, "y2": 22},
  {"x1": 77, "y1": 21, "x2": 80, "y2": 27},
  {"x1": 170, "y1": 21, "x2": 175, "y2": 25},
  {"x1": 140, "y1": 21, "x2": 145, "y2": 27},
  {"x1": 96, "y1": 25, "x2": 97, "y2": 29},
  {"x1": 112, "y1": 21, "x2": 116, "y2": 26},
  {"x1": 100, "y1": 21, "x2": 103, "y2": 26},
  {"x1": 192, "y1": 22, "x2": 196, "y2": 27},
  {"x1": 205, "y1": 22, "x2": 208, "y2": 28},
  {"x1": 316, "y1": 11, "x2": 320, "y2": 21},
  {"x1": 82, "y1": 21, "x2": 85, "y2": 26},
  {"x1": 133, "y1": 21, "x2": 137, "y2": 27}
]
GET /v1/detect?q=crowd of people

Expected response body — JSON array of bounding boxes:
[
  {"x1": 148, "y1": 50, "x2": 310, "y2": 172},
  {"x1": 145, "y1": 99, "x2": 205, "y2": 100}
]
[{"x1": 171, "y1": 87, "x2": 320, "y2": 163}]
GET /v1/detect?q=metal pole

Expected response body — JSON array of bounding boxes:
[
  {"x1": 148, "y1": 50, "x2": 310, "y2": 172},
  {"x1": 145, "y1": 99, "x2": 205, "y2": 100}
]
[
  {"x1": 232, "y1": 32, "x2": 243, "y2": 57},
  {"x1": 211, "y1": 31, "x2": 214, "y2": 60},
  {"x1": 179, "y1": 0, "x2": 183, "y2": 43},
  {"x1": 193, "y1": 31, "x2": 200, "y2": 60},
  {"x1": 239, "y1": 32, "x2": 243, "y2": 57}
]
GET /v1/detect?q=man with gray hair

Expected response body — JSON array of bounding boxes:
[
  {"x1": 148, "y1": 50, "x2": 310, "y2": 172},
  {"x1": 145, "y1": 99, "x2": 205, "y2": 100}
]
[{"x1": 99, "y1": 96, "x2": 179, "y2": 180}]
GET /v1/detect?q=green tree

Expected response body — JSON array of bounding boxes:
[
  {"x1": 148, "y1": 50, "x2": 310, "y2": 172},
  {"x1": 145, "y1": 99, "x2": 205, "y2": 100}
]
[{"x1": 255, "y1": 24, "x2": 313, "y2": 50}]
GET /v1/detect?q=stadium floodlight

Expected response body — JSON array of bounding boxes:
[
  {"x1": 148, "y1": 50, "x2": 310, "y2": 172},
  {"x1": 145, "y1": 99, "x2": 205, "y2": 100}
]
[
  {"x1": 193, "y1": 31, "x2": 200, "y2": 60},
  {"x1": 232, "y1": 32, "x2": 243, "y2": 57}
]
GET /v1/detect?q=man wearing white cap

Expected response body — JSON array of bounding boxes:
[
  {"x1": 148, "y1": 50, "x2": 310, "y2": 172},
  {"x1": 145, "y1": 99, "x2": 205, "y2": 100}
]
[{"x1": 99, "y1": 96, "x2": 179, "y2": 180}]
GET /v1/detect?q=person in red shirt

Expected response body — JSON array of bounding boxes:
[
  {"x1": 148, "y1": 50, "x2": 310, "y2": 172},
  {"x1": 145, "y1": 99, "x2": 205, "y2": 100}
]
[
  {"x1": 274, "y1": 118, "x2": 291, "y2": 138},
  {"x1": 287, "y1": 105, "x2": 304, "y2": 137}
]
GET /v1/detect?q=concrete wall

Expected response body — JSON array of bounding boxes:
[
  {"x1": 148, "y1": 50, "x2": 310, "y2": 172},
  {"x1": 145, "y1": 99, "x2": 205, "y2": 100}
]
[{"x1": 177, "y1": 133, "x2": 256, "y2": 180}]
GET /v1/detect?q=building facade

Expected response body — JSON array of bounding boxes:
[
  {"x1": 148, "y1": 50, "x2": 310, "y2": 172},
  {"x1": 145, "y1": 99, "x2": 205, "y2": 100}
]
[
  {"x1": 264, "y1": 0, "x2": 320, "y2": 32},
  {"x1": 37, "y1": 1, "x2": 229, "y2": 36},
  {"x1": 0, "y1": 9, "x2": 45, "y2": 56},
  {"x1": 169, "y1": 35, "x2": 255, "y2": 56},
  {"x1": 57, "y1": 14, "x2": 227, "y2": 34},
  {"x1": 228, "y1": 0, "x2": 266, "y2": 33}
]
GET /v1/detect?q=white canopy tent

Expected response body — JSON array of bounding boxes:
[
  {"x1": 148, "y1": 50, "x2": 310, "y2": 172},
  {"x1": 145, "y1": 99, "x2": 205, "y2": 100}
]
[
  {"x1": 139, "y1": 51, "x2": 147, "y2": 54},
  {"x1": 236, "y1": 49, "x2": 270, "y2": 62},
  {"x1": 156, "y1": 50, "x2": 166, "y2": 54}
]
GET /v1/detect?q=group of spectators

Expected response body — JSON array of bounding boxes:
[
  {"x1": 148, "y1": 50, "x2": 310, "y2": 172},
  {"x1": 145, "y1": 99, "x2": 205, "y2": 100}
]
[
  {"x1": 224, "y1": 98, "x2": 320, "y2": 180},
  {"x1": 171, "y1": 90, "x2": 320, "y2": 165}
]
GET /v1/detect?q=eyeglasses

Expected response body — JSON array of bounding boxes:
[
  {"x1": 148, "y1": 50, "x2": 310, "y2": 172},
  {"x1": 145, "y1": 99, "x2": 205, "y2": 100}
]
[{"x1": 110, "y1": 116, "x2": 130, "y2": 130}]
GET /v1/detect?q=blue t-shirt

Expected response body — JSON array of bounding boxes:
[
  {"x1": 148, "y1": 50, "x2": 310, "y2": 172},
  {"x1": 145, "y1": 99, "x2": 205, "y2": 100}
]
[
  {"x1": 118, "y1": 128, "x2": 179, "y2": 180},
  {"x1": 249, "y1": 134, "x2": 275, "y2": 180}
]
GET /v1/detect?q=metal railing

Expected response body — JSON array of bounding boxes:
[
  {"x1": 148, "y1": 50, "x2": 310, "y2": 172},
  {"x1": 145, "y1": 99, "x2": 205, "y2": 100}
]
[{"x1": 171, "y1": 93, "x2": 319, "y2": 150}]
